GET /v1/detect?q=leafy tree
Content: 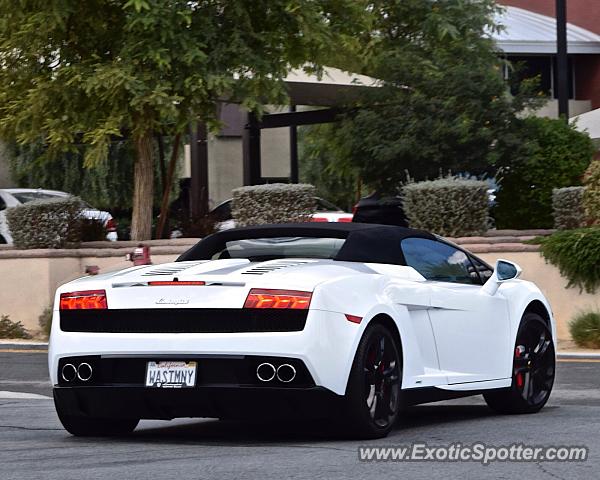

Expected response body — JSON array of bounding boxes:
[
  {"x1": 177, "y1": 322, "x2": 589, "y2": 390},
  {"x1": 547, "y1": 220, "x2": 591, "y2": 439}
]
[
  {"x1": 300, "y1": 0, "x2": 540, "y2": 194},
  {"x1": 7, "y1": 137, "x2": 179, "y2": 212},
  {"x1": 298, "y1": 125, "x2": 359, "y2": 211},
  {"x1": 7, "y1": 139, "x2": 137, "y2": 211},
  {"x1": 0, "y1": 0, "x2": 365, "y2": 239},
  {"x1": 494, "y1": 117, "x2": 595, "y2": 229}
]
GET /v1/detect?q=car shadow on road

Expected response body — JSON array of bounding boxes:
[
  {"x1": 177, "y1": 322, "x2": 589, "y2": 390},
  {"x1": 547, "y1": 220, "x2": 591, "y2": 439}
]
[{"x1": 122, "y1": 402, "x2": 527, "y2": 445}]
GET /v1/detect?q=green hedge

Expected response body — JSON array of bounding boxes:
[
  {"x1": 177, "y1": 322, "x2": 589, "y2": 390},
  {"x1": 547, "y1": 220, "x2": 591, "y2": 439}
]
[
  {"x1": 536, "y1": 227, "x2": 600, "y2": 293},
  {"x1": 552, "y1": 186, "x2": 586, "y2": 230},
  {"x1": 5, "y1": 196, "x2": 82, "y2": 248},
  {"x1": 583, "y1": 160, "x2": 600, "y2": 225},
  {"x1": 231, "y1": 183, "x2": 316, "y2": 227},
  {"x1": 402, "y1": 177, "x2": 489, "y2": 237}
]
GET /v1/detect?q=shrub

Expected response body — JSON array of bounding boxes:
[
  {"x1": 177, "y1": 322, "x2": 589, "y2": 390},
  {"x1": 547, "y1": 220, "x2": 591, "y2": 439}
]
[
  {"x1": 536, "y1": 227, "x2": 600, "y2": 293},
  {"x1": 38, "y1": 306, "x2": 53, "y2": 338},
  {"x1": 231, "y1": 183, "x2": 316, "y2": 227},
  {"x1": 402, "y1": 176, "x2": 489, "y2": 237},
  {"x1": 5, "y1": 196, "x2": 82, "y2": 248},
  {"x1": 583, "y1": 160, "x2": 600, "y2": 225},
  {"x1": 570, "y1": 311, "x2": 600, "y2": 349},
  {"x1": 552, "y1": 186, "x2": 586, "y2": 229},
  {"x1": 0, "y1": 315, "x2": 32, "y2": 339},
  {"x1": 494, "y1": 117, "x2": 595, "y2": 229}
]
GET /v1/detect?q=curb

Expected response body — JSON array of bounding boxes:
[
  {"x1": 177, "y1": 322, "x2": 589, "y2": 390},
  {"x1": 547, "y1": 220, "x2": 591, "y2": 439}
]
[
  {"x1": 557, "y1": 352, "x2": 600, "y2": 359},
  {"x1": 0, "y1": 341, "x2": 48, "y2": 351}
]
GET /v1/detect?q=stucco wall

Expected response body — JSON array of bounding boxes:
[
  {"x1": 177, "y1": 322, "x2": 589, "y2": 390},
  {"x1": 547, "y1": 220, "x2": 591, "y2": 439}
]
[
  {"x1": 207, "y1": 136, "x2": 243, "y2": 207},
  {"x1": 0, "y1": 253, "x2": 178, "y2": 334},
  {"x1": 0, "y1": 246, "x2": 595, "y2": 343}
]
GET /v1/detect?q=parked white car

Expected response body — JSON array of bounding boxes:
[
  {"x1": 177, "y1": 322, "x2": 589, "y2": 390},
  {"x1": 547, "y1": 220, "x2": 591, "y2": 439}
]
[{"x1": 0, "y1": 188, "x2": 118, "y2": 244}]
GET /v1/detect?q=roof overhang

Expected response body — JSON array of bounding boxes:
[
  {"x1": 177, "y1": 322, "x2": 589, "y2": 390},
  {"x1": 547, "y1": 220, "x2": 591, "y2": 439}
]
[
  {"x1": 497, "y1": 40, "x2": 600, "y2": 55},
  {"x1": 284, "y1": 67, "x2": 379, "y2": 106},
  {"x1": 571, "y1": 108, "x2": 600, "y2": 145},
  {"x1": 493, "y1": 6, "x2": 600, "y2": 55}
]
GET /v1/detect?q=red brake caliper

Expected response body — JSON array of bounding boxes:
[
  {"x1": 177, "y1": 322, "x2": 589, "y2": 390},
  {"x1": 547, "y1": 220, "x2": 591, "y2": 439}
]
[{"x1": 515, "y1": 346, "x2": 525, "y2": 388}]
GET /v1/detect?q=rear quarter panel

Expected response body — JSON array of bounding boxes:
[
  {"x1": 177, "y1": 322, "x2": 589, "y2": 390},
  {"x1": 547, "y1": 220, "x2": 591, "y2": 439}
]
[{"x1": 311, "y1": 274, "x2": 436, "y2": 391}]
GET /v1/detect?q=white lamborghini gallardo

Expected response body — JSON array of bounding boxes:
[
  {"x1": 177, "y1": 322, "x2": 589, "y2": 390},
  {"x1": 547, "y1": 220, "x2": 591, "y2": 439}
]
[{"x1": 49, "y1": 223, "x2": 556, "y2": 438}]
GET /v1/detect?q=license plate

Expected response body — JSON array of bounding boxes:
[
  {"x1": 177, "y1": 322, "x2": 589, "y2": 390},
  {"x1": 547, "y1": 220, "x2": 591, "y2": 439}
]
[{"x1": 145, "y1": 361, "x2": 197, "y2": 388}]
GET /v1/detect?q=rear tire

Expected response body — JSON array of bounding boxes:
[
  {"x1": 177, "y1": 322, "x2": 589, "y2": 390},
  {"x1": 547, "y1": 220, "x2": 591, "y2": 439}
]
[
  {"x1": 341, "y1": 323, "x2": 402, "y2": 439},
  {"x1": 484, "y1": 313, "x2": 555, "y2": 414},
  {"x1": 54, "y1": 395, "x2": 139, "y2": 437}
]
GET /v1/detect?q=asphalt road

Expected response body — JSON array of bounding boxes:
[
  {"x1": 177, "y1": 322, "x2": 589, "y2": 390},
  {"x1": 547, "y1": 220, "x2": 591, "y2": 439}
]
[{"x1": 1, "y1": 351, "x2": 599, "y2": 480}]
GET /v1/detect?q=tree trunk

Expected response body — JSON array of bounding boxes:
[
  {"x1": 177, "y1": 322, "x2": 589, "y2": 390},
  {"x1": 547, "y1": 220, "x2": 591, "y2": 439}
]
[
  {"x1": 130, "y1": 132, "x2": 154, "y2": 241},
  {"x1": 156, "y1": 133, "x2": 166, "y2": 196},
  {"x1": 155, "y1": 133, "x2": 182, "y2": 239}
]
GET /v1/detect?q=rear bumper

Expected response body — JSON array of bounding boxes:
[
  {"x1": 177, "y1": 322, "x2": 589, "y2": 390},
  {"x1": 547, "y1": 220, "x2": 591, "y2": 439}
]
[
  {"x1": 53, "y1": 385, "x2": 343, "y2": 420},
  {"x1": 49, "y1": 309, "x2": 362, "y2": 395}
]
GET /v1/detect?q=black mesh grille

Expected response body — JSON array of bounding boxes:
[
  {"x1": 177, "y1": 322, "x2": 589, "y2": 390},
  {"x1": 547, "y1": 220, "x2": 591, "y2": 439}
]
[
  {"x1": 60, "y1": 308, "x2": 307, "y2": 333},
  {"x1": 57, "y1": 355, "x2": 315, "y2": 388}
]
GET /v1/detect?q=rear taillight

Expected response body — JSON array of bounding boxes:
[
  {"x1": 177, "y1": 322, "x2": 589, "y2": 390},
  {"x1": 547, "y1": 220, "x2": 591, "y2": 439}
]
[
  {"x1": 244, "y1": 289, "x2": 312, "y2": 310},
  {"x1": 105, "y1": 218, "x2": 117, "y2": 232},
  {"x1": 338, "y1": 217, "x2": 352, "y2": 223},
  {"x1": 311, "y1": 217, "x2": 328, "y2": 222},
  {"x1": 60, "y1": 290, "x2": 107, "y2": 310}
]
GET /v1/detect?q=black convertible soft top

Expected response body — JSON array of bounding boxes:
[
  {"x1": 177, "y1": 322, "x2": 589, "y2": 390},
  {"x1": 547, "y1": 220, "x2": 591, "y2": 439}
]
[{"x1": 177, "y1": 222, "x2": 436, "y2": 266}]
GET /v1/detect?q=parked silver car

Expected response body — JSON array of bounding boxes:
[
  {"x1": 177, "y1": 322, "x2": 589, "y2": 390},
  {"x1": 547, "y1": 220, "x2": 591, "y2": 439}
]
[{"x1": 0, "y1": 188, "x2": 117, "y2": 244}]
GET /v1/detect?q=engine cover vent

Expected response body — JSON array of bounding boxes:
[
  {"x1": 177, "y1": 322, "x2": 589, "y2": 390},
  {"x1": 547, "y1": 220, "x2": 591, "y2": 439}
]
[
  {"x1": 142, "y1": 262, "x2": 203, "y2": 276},
  {"x1": 242, "y1": 260, "x2": 314, "y2": 275}
]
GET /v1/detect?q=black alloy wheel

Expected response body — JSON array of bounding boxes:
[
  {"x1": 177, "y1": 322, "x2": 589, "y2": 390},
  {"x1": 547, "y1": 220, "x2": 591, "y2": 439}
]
[
  {"x1": 484, "y1": 313, "x2": 555, "y2": 414},
  {"x1": 364, "y1": 332, "x2": 401, "y2": 428},
  {"x1": 343, "y1": 323, "x2": 402, "y2": 438}
]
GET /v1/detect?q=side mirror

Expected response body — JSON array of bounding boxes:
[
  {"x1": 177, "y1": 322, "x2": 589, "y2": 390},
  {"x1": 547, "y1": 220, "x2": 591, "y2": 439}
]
[{"x1": 481, "y1": 259, "x2": 522, "y2": 296}]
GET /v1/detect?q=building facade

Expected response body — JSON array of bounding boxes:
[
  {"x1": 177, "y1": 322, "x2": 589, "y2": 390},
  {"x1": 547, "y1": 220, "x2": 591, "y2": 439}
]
[{"x1": 498, "y1": 1, "x2": 600, "y2": 111}]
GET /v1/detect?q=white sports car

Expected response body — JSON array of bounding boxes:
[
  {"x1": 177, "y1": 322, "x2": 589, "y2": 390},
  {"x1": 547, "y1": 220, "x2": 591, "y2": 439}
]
[{"x1": 49, "y1": 223, "x2": 556, "y2": 438}]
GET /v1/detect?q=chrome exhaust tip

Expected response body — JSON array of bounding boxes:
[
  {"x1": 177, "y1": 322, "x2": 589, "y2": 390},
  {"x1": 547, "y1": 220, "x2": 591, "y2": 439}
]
[
  {"x1": 77, "y1": 363, "x2": 93, "y2": 382},
  {"x1": 256, "y1": 363, "x2": 276, "y2": 382},
  {"x1": 276, "y1": 364, "x2": 296, "y2": 383},
  {"x1": 61, "y1": 363, "x2": 77, "y2": 382}
]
